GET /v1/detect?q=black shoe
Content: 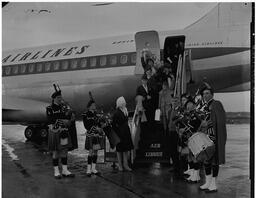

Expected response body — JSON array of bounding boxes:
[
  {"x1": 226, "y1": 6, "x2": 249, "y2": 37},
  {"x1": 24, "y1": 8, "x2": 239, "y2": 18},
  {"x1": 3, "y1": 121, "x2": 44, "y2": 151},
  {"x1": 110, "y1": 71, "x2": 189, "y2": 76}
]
[
  {"x1": 62, "y1": 173, "x2": 75, "y2": 178},
  {"x1": 87, "y1": 173, "x2": 92, "y2": 177},
  {"x1": 186, "y1": 179, "x2": 199, "y2": 183},
  {"x1": 92, "y1": 171, "x2": 101, "y2": 175},
  {"x1": 54, "y1": 175, "x2": 62, "y2": 179},
  {"x1": 190, "y1": 180, "x2": 200, "y2": 184},
  {"x1": 198, "y1": 187, "x2": 208, "y2": 191},
  {"x1": 205, "y1": 189, "x2": 218, "y2": 193}
]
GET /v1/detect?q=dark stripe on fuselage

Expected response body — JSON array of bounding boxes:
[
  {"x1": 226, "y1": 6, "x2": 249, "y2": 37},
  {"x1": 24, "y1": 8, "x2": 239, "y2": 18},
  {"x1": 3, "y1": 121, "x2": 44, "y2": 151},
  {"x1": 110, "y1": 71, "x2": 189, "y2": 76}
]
[
  {"x1": 2, "y1": 47, "x2": 249, "y2": 77},
  {"x1": 187, "y1": 63, "x2": 250, "y2": 93},
  {"x1": 2, "y1": 52, "x2": 136, "y2": 77},
  {"x1": 189, "y1": 47, "x2": 250, "y2": 60}
]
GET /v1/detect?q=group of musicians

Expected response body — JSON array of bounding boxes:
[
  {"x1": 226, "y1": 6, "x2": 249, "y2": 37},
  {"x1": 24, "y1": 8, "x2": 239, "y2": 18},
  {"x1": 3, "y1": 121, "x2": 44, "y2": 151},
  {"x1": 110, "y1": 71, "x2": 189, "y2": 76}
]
[
  {"x1": 134, "y1": 63, "x2": 227, "y2": 193},
  {"x1": 46, "y1": 86, "x2": 134, "y2": 179},
  {"x1": 137, "y1": 48, "x2": 227, "y2": 193},
  {"x1": 165, "y1": 83, "x2": 227, "y2": 193},
  {"x1": 46, "y1": 75, "x2": 226, "y2": 193}
]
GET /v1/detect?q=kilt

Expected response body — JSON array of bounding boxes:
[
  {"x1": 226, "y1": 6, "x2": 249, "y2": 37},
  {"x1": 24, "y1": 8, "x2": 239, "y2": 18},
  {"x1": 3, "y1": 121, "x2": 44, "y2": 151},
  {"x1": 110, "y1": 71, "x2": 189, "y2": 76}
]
[
  {"x1": 85, "y1": 135, "x2": 105, "y2": 151},
  {"x1": 48, "y1": 126, "x2": 72, "y2": 152}
]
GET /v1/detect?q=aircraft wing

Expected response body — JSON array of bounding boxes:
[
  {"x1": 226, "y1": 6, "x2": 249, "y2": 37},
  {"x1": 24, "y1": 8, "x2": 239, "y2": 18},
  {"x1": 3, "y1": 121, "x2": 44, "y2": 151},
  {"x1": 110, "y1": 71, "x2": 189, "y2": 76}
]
[{"x1": 2, "y1": 96, "x2": 49, "y2": 125}]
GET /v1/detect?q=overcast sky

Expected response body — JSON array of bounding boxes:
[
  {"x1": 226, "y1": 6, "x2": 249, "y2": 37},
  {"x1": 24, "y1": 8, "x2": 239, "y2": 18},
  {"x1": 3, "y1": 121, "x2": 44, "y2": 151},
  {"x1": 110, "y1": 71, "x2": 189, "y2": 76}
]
[{"x1": 2, "y1": 2, "x2": 250, "y2": 112}]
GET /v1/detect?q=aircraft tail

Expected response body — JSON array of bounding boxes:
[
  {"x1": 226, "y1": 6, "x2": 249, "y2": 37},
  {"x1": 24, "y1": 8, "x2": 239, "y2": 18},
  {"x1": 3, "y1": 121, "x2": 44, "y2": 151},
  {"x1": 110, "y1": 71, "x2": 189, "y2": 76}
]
[{"x1": 185, "y1": 3, "x2": 252, "y2": 30}]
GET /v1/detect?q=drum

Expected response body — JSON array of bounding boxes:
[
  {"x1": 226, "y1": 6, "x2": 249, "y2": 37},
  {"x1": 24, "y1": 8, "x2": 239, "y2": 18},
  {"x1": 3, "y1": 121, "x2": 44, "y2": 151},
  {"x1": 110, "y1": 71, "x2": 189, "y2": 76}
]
[{"x1": 188, "y1": 132, "x2": 215, "y2": 162}]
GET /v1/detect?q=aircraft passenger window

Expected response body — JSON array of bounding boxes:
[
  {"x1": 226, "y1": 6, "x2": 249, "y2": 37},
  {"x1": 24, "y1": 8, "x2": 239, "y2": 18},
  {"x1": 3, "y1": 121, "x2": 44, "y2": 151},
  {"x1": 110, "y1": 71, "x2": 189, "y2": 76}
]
[
  {"x1": 5, "y1": 67, "x2": 11, "y2": 75},
  {"x1": 37, "y1": 63, "x2": 43, "y2": 72},
  {"x1": 45, "y1": 62, "x2": 51, "y2": 72},
  {"x1": 100, "y1": 56, "x2": 107, "y2": 66},
  {"x1": 110, "y1": 55, "x2": 117, "y2": 65},
  {"x1": 29, "y1": 64, "x2": 35, "y2": 73},
  {"x1": 131, "y1": 53, "x2": 136, "y2": 64},
  {"x1": 90, "y1": 57, "x2": 97, "y2": 67},
  {"x1": 20, "y1": 65, "x2": 26, "y2": 73},
  {"x1": 120, "y1": 55, "x2": 128, "y2": 64},
  {"x1": 61, "y1": 60, "x2": 69, "y2": 70},
  {"x1": 71, "y1": 59, "x2": 78, "y2": 69},
  {"x1": 81, "y1": 58, "x2": 87, "y2": 68},
  {"x1": 53, "y1": 61, "x2": 60, "y2": 71},
  {"x1": 13, "y1": 66, "x2": 19, "y2": 74}
]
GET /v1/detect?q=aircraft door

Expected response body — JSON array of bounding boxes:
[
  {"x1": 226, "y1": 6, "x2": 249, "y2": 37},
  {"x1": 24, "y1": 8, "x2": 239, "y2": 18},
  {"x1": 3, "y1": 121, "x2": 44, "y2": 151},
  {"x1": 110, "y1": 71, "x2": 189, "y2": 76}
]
[
  {"x1": 134, "y1": 31, "x2": 160, "y2": 74},
  {"x1": 164, "y1": 36, "x2": 187, "y2": 96}
]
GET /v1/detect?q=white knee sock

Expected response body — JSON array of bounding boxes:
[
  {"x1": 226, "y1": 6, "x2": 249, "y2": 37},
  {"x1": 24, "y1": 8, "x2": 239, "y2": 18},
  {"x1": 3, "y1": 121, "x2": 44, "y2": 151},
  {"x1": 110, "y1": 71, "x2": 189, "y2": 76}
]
[
  {"x1": 62, "y1": 165, "x2": 72, "y2": 175},
  {"x1": 208, "y1": 177, "x2": 217, "y2": 190},
  {"x1": 54, "y1": 166, "x2": 60, "y2": 176},
  {"x1": 200, "y1": 174, "x2": 212, "y2": 189}
]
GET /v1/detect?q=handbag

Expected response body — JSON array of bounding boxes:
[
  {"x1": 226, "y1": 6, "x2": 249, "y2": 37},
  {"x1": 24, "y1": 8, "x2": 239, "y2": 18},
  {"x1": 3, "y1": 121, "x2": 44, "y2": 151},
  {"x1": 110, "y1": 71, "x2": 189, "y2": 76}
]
[{"x1": 155, "y1": 109, "x2": 161, "y2": 121}]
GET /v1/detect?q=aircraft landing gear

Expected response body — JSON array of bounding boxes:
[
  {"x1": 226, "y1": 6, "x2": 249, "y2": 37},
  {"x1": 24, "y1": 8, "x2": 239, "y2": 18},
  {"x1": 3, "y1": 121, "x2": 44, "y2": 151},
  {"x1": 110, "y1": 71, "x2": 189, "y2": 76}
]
[
  {"x1": 24, "y1": 126, "x2": 35, "y2": 141},
  {"x1": 24, "y1": 125, "x2": 49, "y2": 142},
  {"x1": 38, "y1": 128, "x2": 48, "y2": 141}
]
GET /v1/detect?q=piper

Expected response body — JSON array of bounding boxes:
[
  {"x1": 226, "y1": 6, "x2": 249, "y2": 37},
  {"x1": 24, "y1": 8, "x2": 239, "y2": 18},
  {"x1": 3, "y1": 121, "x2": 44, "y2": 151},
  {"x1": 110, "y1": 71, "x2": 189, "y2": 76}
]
[{"x1": 46, "y1": 84, "x2": 75, "y2": 179}]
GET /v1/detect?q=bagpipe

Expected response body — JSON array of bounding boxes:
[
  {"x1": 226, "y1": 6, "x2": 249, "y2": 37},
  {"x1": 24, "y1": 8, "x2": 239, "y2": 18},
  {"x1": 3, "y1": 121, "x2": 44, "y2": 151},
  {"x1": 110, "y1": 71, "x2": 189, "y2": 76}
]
[
  {"x1": 88, "y1": 91, "x2": 112, "y2": 129},
  {"x1": 52, "y1": 84, "x2": 75, "y2": 139},
  {"x1": 53, "y1": 84, "x2": 75, "y2": 120},
  {"x1": 173, "y1": 106, "x2": 215, "y2": 163},
  {"x1": 193, "y1": 82, "x2": 213, "y2": 121},
  {"x1": 173, "y1": 109, "x2": 198, "y2": 139},
  {"x1": 87, "y1": 91, "x2": 120, "y2": 148},
  {"x1": 172, "y1": 106, "x2": 189, "y2": 128},
  {"x1": 172, "y1": 84, "x2": 211, "y2": 138}
]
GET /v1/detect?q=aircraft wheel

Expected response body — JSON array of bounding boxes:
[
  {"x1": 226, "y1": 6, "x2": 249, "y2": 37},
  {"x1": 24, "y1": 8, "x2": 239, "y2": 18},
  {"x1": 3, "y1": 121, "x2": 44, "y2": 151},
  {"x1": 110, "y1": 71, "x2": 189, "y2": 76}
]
[
  {"x1": 38, "y1": 128, "x2": 48, "y2": 140},
  {"x1": 24, "y1": 126, "x2": 35, "y2": 141}
]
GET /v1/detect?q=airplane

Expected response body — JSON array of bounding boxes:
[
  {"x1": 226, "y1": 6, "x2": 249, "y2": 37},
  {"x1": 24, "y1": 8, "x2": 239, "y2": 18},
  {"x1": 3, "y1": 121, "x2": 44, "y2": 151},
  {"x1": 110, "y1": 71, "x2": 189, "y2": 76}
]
[{"x1": 2, "y1": 3, "x2": 252, "y2": 142}]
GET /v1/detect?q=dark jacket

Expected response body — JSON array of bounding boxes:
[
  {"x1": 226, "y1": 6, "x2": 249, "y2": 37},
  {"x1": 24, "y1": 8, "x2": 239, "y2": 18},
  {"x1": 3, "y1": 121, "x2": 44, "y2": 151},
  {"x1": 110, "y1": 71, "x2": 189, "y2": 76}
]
[
  {"x1": 82, "y1": 110, "x2": 104, "y2": 137},
  {"x1": 136, "y1": 84, "x2": 156, "y2": 122},
  {"x1": 210, "y1": 100, "x2": 227, "y2": 165},
  {"x1": 82, "y1": 110, "x2": 98, "y2": 131},
  {"x1": 82, "y1": 110, "x2": 104, "y2": 150},
  {"x1": 136, "y1": 84, "x2": 152, "y2": 110},
  {"x1": 112, "y1": 108, "x2": 134, "y2": 152},
  {"x1": 46, "y1": 103, "x2": 69, "y2": 124},
  {"x1": 46, "y1": 103, "x2": 73, "y2": 151}
]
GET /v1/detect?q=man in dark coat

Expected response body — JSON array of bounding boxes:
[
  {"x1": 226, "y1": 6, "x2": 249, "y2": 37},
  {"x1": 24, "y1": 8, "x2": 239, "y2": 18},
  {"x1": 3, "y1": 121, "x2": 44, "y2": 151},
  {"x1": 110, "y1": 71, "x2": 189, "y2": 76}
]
[
  {"x1": 199, "y1": 84, "x2": 227, "y2": 193},
  {"x1": 136, "y1": 75, "x2": 155, "y2": 138},
  {"x1": 136, "y1": 74, "x2": 155, "y2": 121}
]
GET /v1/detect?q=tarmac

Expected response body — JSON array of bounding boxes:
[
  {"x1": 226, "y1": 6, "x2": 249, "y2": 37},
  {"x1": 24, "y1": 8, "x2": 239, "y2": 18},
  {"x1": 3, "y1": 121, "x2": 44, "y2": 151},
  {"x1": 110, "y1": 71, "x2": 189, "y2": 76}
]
[{"x1": 2, "y1": 123, "x2": 251, "y2": 198}]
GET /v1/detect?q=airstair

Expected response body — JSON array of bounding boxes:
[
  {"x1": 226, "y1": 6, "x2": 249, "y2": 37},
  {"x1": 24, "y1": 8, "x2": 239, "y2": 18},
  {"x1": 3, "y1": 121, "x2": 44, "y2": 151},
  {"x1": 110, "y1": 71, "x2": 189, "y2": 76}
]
[{"x1": 131, "y1": 51, "x2": 187, "y2": 164}]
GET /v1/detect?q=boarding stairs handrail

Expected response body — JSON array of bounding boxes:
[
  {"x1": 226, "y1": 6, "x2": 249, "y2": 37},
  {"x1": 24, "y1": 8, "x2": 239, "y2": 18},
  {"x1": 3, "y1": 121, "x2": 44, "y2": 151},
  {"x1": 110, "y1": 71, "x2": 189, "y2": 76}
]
[{"x1": 174, "y1": 51, "x2": 186, "y2": 97}]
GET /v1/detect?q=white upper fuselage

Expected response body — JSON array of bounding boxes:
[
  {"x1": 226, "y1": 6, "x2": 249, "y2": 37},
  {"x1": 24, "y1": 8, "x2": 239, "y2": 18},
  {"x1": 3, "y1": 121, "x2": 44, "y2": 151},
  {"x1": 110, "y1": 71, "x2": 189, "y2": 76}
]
[{"x1": 2, "y1": 3, "x2": 251, "y2": 124}]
